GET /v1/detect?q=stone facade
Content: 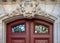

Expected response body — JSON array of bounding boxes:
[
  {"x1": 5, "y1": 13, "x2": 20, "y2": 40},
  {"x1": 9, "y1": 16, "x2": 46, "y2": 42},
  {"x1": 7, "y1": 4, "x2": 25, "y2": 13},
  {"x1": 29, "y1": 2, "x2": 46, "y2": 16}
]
[{"x1": 0, "y1": 0, "x2": 60, "y2": 43}]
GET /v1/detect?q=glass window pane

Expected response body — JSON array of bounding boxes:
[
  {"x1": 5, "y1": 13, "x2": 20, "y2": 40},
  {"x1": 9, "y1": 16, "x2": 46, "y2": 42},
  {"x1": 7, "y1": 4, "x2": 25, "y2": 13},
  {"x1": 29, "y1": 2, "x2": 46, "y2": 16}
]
[
  {"x1": 12, "y1": 24, "x2": 25, "y2": 33},
  {"x1": 35, "y1": 24, "x2": 48, "y2": 33}
]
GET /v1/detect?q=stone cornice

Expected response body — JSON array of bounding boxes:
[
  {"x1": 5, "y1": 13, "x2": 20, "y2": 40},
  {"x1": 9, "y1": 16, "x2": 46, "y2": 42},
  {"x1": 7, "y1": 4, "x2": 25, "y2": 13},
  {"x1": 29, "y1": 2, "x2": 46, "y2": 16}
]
[
  {"x1": 0, "y1": 2, "x2": 17, "y2": 5},
  {"x1": 0, "y1": 0, "x2": 57, "y2": 5}
]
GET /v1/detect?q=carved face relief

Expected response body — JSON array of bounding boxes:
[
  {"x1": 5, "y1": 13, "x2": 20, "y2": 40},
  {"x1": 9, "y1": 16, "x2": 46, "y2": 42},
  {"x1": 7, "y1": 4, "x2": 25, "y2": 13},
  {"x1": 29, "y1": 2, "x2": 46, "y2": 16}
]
[{"x1": 19, "y1": 2, "x2": 37, "y2": 18}]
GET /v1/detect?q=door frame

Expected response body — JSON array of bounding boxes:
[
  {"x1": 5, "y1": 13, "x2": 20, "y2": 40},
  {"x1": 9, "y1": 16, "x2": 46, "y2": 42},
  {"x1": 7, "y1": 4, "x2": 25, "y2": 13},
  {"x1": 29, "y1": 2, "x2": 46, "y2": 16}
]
[
  {"x1": 6, "y1": 19, "x2": 53, "y2": 43},
  {"x1": 1, "y1": 16, "x2": 58, "y2": 43}
]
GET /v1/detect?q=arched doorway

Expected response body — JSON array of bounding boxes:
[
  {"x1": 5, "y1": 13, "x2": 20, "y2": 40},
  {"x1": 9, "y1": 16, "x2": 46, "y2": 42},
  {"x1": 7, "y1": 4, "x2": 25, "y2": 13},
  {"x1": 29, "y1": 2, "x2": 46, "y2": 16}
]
[{"x1": 6, "y1": 19, "x2": 53, "y2": 43}]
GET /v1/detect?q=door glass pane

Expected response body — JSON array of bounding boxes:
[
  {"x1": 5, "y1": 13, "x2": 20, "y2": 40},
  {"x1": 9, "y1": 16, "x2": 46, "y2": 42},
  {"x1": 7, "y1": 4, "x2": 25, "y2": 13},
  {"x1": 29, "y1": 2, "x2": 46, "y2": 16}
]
[
  {"x1": 35, "y1": 24, "x2": 48, "y2": 33},
  {"x1": 12, "y1": 24, "x2": 25, "y2": 33}
]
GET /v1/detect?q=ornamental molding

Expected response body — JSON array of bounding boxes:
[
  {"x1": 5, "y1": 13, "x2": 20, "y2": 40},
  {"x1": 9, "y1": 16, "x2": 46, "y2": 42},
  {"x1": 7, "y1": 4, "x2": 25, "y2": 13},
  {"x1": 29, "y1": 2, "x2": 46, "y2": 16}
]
[{"x1": 0, "y1": 1, "x2": 57, "y2": 21}]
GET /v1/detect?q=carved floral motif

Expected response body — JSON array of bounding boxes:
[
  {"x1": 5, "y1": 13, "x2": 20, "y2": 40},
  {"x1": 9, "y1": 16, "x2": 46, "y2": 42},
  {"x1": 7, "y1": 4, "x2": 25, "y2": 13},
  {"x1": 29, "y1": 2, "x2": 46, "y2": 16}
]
[
  {"x1": 7, "y1": 1, "x2": 50, "y2": 18},
  {"x1": 0, "y1": 1, "x2": 57, "y2": 20}
]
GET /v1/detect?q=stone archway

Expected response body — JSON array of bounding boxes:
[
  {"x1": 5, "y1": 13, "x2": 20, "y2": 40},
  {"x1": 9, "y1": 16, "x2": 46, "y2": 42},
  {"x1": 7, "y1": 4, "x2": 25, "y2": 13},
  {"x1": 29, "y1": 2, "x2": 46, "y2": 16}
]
[
  {"x1": 0, "y1": 1, "x2": 58, "y2": 43},
  {"x1": 1, "y1": 13, "x2": 57, "y2": 43}
]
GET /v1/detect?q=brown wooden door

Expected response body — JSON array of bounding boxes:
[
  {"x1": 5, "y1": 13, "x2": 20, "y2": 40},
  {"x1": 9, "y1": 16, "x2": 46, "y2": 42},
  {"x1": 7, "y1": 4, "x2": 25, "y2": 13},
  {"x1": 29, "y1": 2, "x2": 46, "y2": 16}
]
[{"x1": 6, "y1": 19, "x2": 53, "y2": 43}]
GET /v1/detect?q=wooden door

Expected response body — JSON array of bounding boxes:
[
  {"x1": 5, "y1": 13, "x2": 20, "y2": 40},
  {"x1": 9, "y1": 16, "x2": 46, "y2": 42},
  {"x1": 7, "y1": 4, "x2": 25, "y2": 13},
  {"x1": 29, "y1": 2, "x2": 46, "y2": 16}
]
[
  {"x1": 6, "y1": 19, "x2": 53, "y2": 43},
  {"x1": 6, "y1": 20, "x2": 30, "y2": 43},
  {"x1": 30, "y1": 20, "x2": 53, "y2": 43}
]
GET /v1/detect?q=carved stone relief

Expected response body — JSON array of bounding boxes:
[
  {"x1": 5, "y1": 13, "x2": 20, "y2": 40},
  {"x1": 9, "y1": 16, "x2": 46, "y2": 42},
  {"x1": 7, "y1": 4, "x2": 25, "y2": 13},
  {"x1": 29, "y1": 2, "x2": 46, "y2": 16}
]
[{"x1": 0, "y1": 1, "x2": 57, "y2": 21}]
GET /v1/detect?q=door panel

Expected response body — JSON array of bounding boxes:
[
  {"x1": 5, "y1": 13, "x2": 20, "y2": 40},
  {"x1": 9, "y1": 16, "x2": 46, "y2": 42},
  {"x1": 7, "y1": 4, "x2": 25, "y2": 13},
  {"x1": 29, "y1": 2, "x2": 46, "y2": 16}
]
[
  {"x1": 7, "y1": 20, "x2": 29, "y2": 43},
  {"x1": 11, "y1": 38, "x2": 25, "y2": 43},
  {"x1": 30, "y1": 20, "x2": 53, "y2": 43},
  {"x1": 6, "y1": 19, "x2": 53, "y2": 43},
  {"x1": 34, "y1": 38, "x2": 49, "y2": 43}
]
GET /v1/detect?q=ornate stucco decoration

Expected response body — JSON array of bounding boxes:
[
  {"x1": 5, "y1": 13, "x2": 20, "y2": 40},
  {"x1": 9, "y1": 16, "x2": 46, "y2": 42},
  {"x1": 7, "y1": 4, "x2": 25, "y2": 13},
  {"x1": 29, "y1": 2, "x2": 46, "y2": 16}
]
[
  {"x1": 0, "y1": 1, "x2": 57, "y2": 20},
  {"x1": 8, "y1": 1, "x2": 39, "y2": 18},
  {"x1": 7, "y1": 1, "x2": 50, "y2": 18}
]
